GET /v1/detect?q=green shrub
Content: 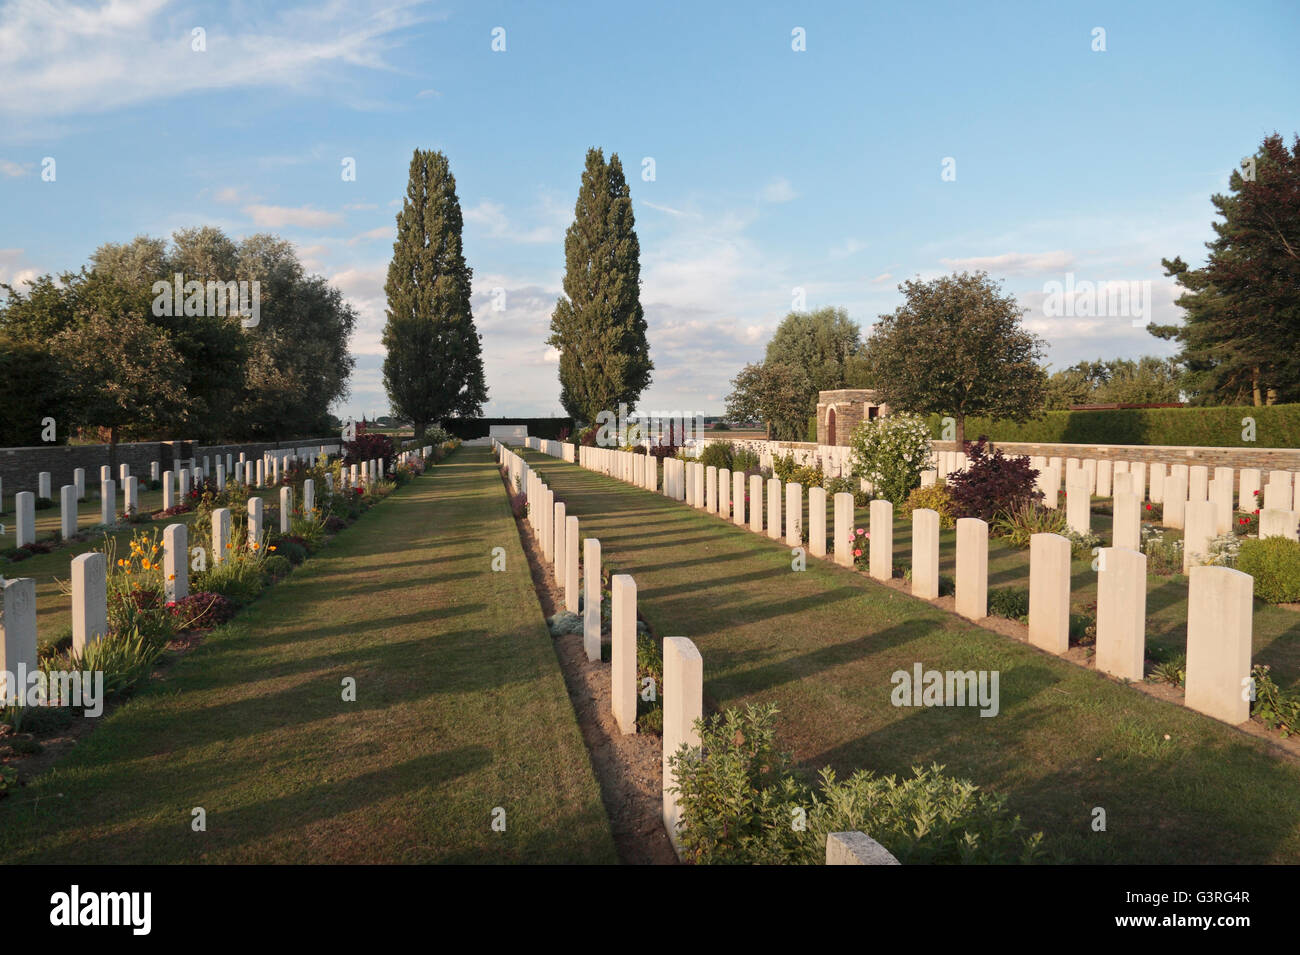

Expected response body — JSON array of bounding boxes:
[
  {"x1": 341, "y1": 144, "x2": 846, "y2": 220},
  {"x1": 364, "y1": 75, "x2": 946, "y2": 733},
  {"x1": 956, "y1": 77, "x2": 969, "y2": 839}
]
[
  {"x1": 195, "y1": 556, "x2": 266, "y2": 605},
  {"x1": 34, "y1": 497, "x2": 54, "y2": 510},
  {"x1": 824, "y1": 476, "x2": 855, "y2": 497},
  {"x1": 1142, "y1": 528, "x2": 1183, "y2": 575},
  {"x1": 989, "y1": 587, "x2": 1030, "y2": 619},
  {"x1": 1150, "y1": 652, "x2": 1186, "y2": 686},
  {"x1": 772, "y1": 453, "x2": 797, "y2": 482},
  {"x1": 668, "y1": 703, "x2": 1043, "y2": 864},
  {"x1": 902, "y1": 484, "x2": 956, "y2": 529},
  {"x1": 53, "y1": 625, "x2": 165, "y2": 699},
  {"x1": 847, "y1": 412, "x2": 933, "y2": 506},
  {"x1": 1066, "y1": 530, "x2": 1102, "y2": 560},
  {"x1": 927, "y1": 404, "x2": 1300, "y2": 449},
  {"x1": 698, "y1": 443, "x2": 733, "y2": 471},
  {"x1": 262, "y1": 554, "x2": 292, "y2": 580},
  {"x1": 1250, "y1": 664, "x2": 1300, "y2": 736},
  {"x1": 1236, "y1": 536, "x2": 1300, "y2": 603},
  {"x1": 274, "y1": 539, "x2": 308, "y2": 565},
  {"x1": 991, "y1": 501, "x2": 1067, "y2": 548},
  {"x1": 730, "y1": 448, "x2": 761, "y2": 474}
]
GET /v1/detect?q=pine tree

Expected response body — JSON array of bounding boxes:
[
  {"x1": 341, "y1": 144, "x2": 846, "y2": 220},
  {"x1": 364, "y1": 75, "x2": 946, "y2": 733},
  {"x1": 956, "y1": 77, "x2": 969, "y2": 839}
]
[
  {"x1": 383, "y1": 150, "x2": 487, "y2": 440},
  {"x1": 548, "y1": 148, "x2": 653, "y2": 424},
  {"x1": 1151, "y1": 133, "x2": 1300, "y2": 405}
]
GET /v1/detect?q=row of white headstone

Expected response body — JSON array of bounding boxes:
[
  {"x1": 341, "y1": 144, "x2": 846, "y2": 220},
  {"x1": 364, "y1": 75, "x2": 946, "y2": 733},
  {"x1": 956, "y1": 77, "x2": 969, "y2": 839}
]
[
  {"x1": 7, "y1": 450, "x2": 356, "y2": 548},
  {"x1": 1, "y1": 443, "x2": 443, "y2": 690},
  {"x1": 8, "y1": 445, "x2": 344, "y2": 505},
  {"x1": 498, "y1": 440, "x2": 707, "y2": 860},
  {"x1": 539, "y1": 442, "x2": 1263, "y2": 731},
  {"x1": 512, "y1": 440, "x2": 902, "y2": 864}
]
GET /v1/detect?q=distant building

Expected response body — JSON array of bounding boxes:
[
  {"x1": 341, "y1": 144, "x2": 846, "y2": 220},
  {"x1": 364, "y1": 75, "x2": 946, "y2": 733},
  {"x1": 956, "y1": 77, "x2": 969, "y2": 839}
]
[{"x1": 816, "y1": 389, "x2": 889, "y2": 446}]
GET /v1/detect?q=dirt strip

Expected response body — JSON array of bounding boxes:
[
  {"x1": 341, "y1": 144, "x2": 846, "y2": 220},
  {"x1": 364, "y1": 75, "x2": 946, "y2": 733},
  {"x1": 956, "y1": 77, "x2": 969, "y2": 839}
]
[{"x1": 498, "y1": 459, "x2": 678, "y2": 865}]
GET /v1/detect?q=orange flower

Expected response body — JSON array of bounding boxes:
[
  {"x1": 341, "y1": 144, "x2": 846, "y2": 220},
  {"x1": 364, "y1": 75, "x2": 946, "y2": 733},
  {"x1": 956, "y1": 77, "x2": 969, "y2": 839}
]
[
  {"x1": 269, "y1": 545, "x2": 277, "y2": 552},
  {"x1": 168, "y1": 573, "x2": 176, "y2": 581}
]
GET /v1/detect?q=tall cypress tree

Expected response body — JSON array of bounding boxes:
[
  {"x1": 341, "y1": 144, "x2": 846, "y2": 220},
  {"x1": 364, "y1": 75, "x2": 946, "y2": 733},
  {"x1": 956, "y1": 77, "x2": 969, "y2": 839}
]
[
  {"x1": 383, "y1": 149, "x2": 487, "y2": 439},
  {"x1": 548, "y1": 148, "x2": 653, "y2": 424}
]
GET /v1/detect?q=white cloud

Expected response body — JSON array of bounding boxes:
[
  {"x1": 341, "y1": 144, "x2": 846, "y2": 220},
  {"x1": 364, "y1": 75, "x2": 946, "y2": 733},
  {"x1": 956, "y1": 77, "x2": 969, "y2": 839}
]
[
  {"x1": 463, "y1": 197, "x2": 565, "y2": 244},
  {"x1": 640, "y1": 199, "x2": 695, "y2": 219},
  {"x1": 760, "y1": 177, "x2": 798, "y2": 203},
  {"x1": 0, "y1": 159, "x2": 27, "y2": 177},
  {"x1": 244, "y1": 204, "x2": 343, "y2": 228},
  {"x1": 0, "y1": 248, "x2": 40, "y2": 289},
  {"x1": 939, "y1": 250, "x2": 1076, "y2": 275},
  {"x1": 0, "y1": 0, "x2": 441, "y2": 118},
  {"x1": 869, "y1": 272, "x2": 893, "y2": 284},
  {"x1": 348, "y1": 225, "x2": 392, "y2": 245}
]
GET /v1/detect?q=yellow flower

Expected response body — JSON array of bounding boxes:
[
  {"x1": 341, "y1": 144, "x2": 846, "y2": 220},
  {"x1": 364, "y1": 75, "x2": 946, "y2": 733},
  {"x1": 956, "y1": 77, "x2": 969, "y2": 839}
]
[
  {"x1": 269, "y1": 545, "x2": 277, "y2": 552},
  {"x1": 117, "y1": 558, "x2": 125, "y2": 567},
  {"x1": 168, "y1": 573, "x2": 175, "y2": 581}
]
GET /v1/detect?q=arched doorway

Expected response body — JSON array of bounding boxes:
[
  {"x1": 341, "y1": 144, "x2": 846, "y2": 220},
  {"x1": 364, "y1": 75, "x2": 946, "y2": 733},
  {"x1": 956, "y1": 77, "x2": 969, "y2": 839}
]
[{"x1": 826, "y1": 407, "x2": 836, "y2": 446}]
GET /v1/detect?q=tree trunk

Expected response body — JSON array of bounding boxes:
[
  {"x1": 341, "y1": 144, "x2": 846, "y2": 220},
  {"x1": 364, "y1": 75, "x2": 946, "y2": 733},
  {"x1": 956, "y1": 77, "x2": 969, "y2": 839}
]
[
  {"x1": 413, "y1": 420, "x2": 427, "y2": 443},
  {"x1": 955, "y1": 415, "x2": 966, "y2": 450},
  {"x1": 764, "y1": 420, "x2": 772, "y2": 441}
]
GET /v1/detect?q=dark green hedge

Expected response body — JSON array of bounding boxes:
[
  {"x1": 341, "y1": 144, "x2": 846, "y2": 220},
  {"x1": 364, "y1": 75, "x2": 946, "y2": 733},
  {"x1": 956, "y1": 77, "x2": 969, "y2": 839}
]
[
  {"x1": 442, "y1": 417, "x2": 575, "y2": 441},
  {"x1": 928, "y1": 404, "x2": 1300, "y2": 448}
]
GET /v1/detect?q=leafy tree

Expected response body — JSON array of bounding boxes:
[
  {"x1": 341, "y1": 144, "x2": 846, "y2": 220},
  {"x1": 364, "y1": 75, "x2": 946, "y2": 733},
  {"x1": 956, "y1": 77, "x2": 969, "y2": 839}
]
[
  {"x1": 865, "y1": 272, "x2": 1047, "y2": 446},
  {"x1": 764, "y1": 306, "x2": 864, "y2": 413},
  {"x1": 1151, "y1": 133, "x2": 1300, "y2": 405},
  {"x1": 383, "y1": 149, "x2": 487, "y2": 441},
  {"x1": 50, "y1": 309, "x2": 186, "y2": 467},
  {"x1": 724, "y1": 361, "x2": 810, "y2": 441},
  {"x1": 0, "y1": 333, "x2": 70, "y2": 446},
  {"x1": 1044, "y1": 357, "x2": 1182, "y2": 409},
  {"x1": 548, "y1": 148, "x2": 653, "y2": 423}
]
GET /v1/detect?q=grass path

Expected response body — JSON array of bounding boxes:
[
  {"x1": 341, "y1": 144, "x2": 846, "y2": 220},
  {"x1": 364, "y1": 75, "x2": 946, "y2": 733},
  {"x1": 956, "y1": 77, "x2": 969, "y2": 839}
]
[
  {"x1": 522, "y1": 449, "x2": 1300, "y2": 864},
  {"x1": 0, "y1": 447, "x2": 616, "y2": 864}
]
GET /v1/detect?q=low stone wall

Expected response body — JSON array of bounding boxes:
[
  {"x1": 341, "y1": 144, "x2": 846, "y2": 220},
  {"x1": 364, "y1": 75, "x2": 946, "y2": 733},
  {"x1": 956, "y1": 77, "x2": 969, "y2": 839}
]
[
  {"x1": 0, "y1": 437, "x2": 337, "y2": 501},
  {"x1": 933, "y1": 440, "x2": 1300, "y2": 473}
]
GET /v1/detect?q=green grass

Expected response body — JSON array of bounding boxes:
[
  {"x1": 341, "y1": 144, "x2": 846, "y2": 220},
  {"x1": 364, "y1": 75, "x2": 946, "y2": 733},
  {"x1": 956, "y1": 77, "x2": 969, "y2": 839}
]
[
  {"x1": 0, "y1": 447, "x2": 616, "y2": 864},
  {"x1": 522, "y1": 449, "x2": 1300, "y2": 864}
]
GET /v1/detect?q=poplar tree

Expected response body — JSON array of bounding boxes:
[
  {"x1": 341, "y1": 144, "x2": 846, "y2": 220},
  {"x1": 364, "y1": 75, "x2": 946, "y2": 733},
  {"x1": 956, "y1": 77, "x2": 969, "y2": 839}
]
[
  {"x1": 383, "y1": 149, "x2": 487, "y2": 440},
  {"x1": 548, "y1": 148, "x2": 653, "y2": 424}
]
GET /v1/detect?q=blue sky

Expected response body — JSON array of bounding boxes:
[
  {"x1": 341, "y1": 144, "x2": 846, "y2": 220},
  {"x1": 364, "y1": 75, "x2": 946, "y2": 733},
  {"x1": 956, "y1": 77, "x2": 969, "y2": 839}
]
[{"x1": 2, "y1": 0, "x2": 1297, "y2": 421}]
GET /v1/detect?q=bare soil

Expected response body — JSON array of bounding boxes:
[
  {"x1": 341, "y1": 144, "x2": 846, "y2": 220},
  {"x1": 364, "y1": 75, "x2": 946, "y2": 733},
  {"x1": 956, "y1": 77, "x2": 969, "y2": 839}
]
[{"x1": 503, "y1": 467, "x2": 678, "y2": 865}]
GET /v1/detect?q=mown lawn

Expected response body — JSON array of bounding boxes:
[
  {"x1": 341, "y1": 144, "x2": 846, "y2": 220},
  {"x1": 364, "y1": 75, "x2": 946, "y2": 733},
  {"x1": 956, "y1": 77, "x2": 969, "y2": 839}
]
[
  {"x1": 522, "y1": 449, "x2": 1300, "y2": 864},
  {"x1": 0, "y1": 447, "x2": 616, "y2": 864}
]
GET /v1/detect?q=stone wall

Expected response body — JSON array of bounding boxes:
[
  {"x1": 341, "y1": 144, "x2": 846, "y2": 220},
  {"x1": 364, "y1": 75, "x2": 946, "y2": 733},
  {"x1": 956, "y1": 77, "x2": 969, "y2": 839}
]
[
  {"x1": 934, "y1": 440, "x2": 1300, "y2": 473},
  {"x1": 0, "y1": 437, "x2": 337, "y2": 500}
]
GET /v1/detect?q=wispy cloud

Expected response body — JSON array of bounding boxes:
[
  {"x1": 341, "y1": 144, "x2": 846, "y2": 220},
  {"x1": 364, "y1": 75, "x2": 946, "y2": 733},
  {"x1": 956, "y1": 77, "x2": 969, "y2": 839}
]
[
  {"x1": 939, "y1": 250, "x2": 1076, "y2": 275},
  {"x1": 463, "y1": 197, "x2": 566, "y2": 244},
  {"x1": 244, "y1": 204, "x2": 343, "y2": 228},
  {"x1": 0, "y1": 158, "x2": 28, "y2": 177},
  {"x1": 0, "y1": 0, "x2": 440, "y2": 118},
  {"x1": 348, "y1": 225, "x2": 392, "y2": 245},
  {"x1": 760, "y1": 177, "x2": 797, "y2": 203}
]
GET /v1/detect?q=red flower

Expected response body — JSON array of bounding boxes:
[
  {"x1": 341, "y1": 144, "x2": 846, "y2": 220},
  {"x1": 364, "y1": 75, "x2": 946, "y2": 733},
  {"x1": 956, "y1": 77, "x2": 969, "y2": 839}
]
[{"x1": 1145, "y1": 503, "x2": 1152, "y2": 510}]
